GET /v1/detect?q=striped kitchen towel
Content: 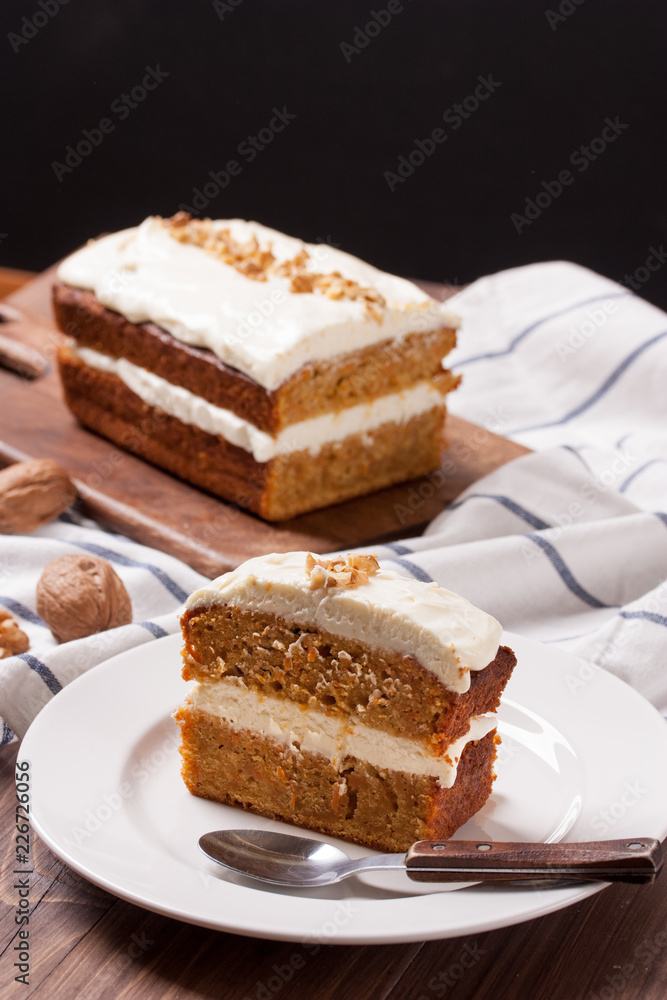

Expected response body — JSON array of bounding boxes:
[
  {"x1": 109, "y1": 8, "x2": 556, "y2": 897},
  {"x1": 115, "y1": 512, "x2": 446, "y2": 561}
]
[{"x1": 446, "y1": 260, "x2": 667, "y2": 494}]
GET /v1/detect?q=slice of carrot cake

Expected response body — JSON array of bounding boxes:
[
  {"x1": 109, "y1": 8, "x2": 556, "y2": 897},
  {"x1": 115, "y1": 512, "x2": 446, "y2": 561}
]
[
  {"x1": 53, "y1": 214, "x2": 460, "y2": 520},
  {"x1": 175, "y1": 551, "x2": 516, "y2": 852}
]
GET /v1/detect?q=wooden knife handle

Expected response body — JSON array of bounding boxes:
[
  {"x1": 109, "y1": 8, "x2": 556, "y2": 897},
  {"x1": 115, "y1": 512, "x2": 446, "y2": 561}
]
[{"x1": 405, "y1": 838, "x2": 663, "y2": 883}]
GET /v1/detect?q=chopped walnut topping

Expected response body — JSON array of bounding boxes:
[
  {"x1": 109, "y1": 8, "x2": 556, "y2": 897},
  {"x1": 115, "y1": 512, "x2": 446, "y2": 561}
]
[
  {"x1": 305, "y1": 552, "x2": 380, "y2": 590},
  {"x1": 164, "y1": 214, "x2": 276, "y2": 281},
  {"x1": 276, "y1": 254, "x2": 386, "y2": 321},
  {"x1": 162, "y1": 214, "x2": 386, "y2": 319}
]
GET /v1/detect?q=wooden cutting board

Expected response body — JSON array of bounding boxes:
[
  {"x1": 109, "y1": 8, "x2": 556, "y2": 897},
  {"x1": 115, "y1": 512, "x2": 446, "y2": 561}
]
[{"x1": 0, "y1": 268, "x2": 527, "y2": 576}]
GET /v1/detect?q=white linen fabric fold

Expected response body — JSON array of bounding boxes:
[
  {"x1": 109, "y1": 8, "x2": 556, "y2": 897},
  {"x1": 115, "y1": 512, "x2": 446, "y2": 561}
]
[{"x1": 1, "y1": 259, "x2": 665, "y2": 741}]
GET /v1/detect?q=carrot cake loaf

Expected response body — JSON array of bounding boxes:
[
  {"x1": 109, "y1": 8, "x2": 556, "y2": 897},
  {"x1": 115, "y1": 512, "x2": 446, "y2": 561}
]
[
  {"x1": 52, "y1": 214, "x2": 460, "y2": 520},
  {"x1": 175, "y1": 551, "x2": 516, "y2": 852}
]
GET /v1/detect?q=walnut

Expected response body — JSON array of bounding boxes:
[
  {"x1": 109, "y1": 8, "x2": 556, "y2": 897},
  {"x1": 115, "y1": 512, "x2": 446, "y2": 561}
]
[
  {"x1": 0, "y1": 608, "x2": 29, "y2": 659},
  {"x1": 36, "y1": 554, "x2": 132, "y2": 643},
  {"x1": 166, "y1": 211, "x2": 191, "y2": 228},
  {"x1": 305, "y1": 552, "x2": 379, "y2": 590},
  {"x1": 0, "y1": 459, "x2": 77, "y2": 534}
]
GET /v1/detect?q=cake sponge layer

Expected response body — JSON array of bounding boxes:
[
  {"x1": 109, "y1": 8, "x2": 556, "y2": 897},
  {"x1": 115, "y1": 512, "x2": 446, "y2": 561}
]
[
  {"x1": 181, "y1": 603, "x2": 515, "y2": 748},
  {"x1": 174, "y1": 704, "x2": 498, "y2": 852},
  {"x1": 58, "y1": 344, "x2": 448, "y2": 519},
  {"x1": 186, "y1": 552, "x2": 504, "y2": 691}
]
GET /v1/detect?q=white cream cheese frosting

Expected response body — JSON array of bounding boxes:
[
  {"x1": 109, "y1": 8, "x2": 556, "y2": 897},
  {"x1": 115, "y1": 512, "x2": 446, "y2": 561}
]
[
  {"x1": 71, "y1": 345, "x2": 446, "y2": 462},
  {"x1": 189, "y1": 677, "x2": 497, "y2": 788},
  {"x1": 186, "y1": 552, "x2": 503, "y2": 692},
  {"x1": 57, "y1": 216, "x2": 459, "y2": 391}
]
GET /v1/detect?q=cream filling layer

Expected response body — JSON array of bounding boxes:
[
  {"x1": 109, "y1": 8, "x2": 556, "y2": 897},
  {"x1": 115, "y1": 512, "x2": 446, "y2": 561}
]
[
  {"x1": 72, "y1": 344, "x2": 446, "y2": 463},
  {"x1": 187, "y1": 552, "x2": 504, "y2": 692},
  {"x1": 57, "y1": 217, "x2": 460, "y2": 391},
  {"x1": 189, "y1": 678, "x2": 497, "y2": 789}
]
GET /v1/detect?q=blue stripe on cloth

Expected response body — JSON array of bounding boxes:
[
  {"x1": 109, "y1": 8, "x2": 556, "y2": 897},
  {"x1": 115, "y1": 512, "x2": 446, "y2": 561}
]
[
  {"x1": 447, "y1": 493, "x2": 550, "y2": 531},
  {"x1": 390, "y1": 558, "x2": 433, "y2": 583},
  {"x1": 619, "y1": 459, "x2": 666, "y2": 494},
  {"x1": 526, "y1": 535, "x2": 612, "y2": 609},
  {"x1": 67, "y1": 541, "x2": 189, "y2": 602},
  {"x1": 17, "y1": 653, "x2": 62, "y2": 695},
  {"x1": 514, "y1": 329, "x2": 667, "y2": 434},
  {"x1": 0, "y1": 597, "x2": 46, "y2": 628},
  {"x1": 654, "y1": 512, "x2": 667, "y2": 530},
  {"x1": 1, "y1": 722, "x2": 15, "y2": 746},
  {"x1": 560, "y1": 445, "x2": 592, "y2": 473},
  {"x1": 384, "y1": 542, "x2": 414, "y2": 556},
  {"x1": 138, "y1": 621, "x2": 169, "y2": 639},
  {"x1": 620, "y1": 610, "x2": 667, "y2": 628},
  {"x1": 453, "y1": 291, "x2": 631, "y2": 368},
  {"x1": 57, "y1": 511, "x2": 79, "y2": 524}
]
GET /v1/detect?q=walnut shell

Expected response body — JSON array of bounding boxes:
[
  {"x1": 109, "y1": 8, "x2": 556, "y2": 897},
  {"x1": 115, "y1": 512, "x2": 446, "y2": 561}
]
[
  {"x1": 36, "y1": 554, "x2": 132, "y2": 643},
  {"x1": 0, "y1": 459, "x2": 77, "y2": 534}
]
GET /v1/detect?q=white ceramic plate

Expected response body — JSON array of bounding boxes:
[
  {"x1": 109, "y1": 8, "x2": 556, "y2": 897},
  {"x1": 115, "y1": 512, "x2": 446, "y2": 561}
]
[{"x1": 22, "y1": 631, "x2": 667, "y2": 944}]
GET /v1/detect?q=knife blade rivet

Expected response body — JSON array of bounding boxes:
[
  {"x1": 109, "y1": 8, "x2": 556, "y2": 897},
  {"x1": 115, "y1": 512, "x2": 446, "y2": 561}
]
[
  {"x1": 476, "y1": 844, "x2": 492, "y2": 851},
  {"x1": 627, "y1": 842, "x2": 644, "y2": 849},
  {"x1": 432, "y1": 844, "x2": 446, "y2": 850}
]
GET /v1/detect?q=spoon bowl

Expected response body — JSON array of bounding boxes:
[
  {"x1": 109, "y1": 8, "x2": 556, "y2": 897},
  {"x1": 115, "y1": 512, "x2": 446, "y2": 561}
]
[{"x1": 199, "y1": 829, "x2": 353, "y2": 887}]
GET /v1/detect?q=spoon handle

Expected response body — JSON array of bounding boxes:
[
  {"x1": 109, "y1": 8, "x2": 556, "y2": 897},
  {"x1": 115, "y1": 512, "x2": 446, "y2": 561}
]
[{"x1": 405, "y1": 838, "x2": 662, "y2": 883}]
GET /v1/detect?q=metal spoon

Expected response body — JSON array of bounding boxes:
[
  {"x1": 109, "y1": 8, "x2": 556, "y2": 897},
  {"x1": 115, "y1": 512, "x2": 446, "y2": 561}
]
[{"x1": 199, "y1": 829, "x2": 662, "y2": 888}]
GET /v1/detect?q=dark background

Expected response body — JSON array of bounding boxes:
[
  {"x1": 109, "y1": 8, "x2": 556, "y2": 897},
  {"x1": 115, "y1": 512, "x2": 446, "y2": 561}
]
[{"x1": 2, "y1": 0, "x2": 666, "y2": 307}]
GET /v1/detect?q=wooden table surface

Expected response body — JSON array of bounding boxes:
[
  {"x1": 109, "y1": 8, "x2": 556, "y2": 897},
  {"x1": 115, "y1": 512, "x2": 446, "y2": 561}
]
[{"x1": 1, "y1": 267, "x2": 666, "y2": 999}]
